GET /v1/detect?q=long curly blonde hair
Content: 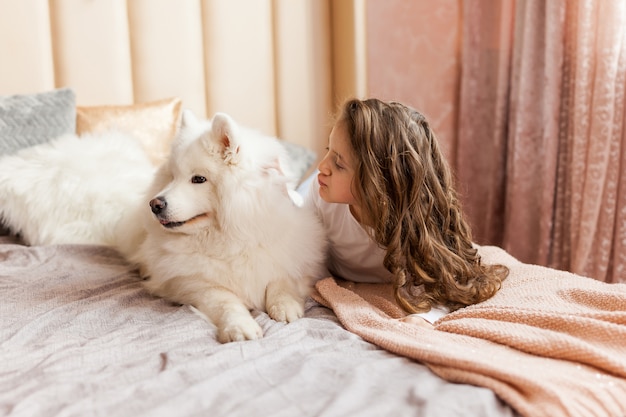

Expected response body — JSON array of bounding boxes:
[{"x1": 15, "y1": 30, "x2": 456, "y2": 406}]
[{"x1": 339, "y1": 98, "x2": 508, "y2": 313}]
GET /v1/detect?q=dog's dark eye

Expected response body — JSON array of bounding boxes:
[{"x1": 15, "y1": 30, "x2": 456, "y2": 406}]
[{"x1": 191, "y1": 175, "x2": 206, "y2": 184}]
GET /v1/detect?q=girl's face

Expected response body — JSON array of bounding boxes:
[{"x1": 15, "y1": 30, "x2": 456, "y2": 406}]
[{"x1": 317, "y1": 121, "x2": 360, "y2": 210}]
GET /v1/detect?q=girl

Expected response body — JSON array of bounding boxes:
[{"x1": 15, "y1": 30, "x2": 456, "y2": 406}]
[{"x1": 305, "y1": 98, "x2": 509, "y2": 324}]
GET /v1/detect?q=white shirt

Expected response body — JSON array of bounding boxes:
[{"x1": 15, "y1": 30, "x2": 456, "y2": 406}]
[{"x1": 302, "y1": 175, "x2": 448, "y2": 323}]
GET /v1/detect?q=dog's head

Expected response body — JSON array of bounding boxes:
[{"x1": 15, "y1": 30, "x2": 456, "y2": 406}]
[{"x1": 146, "y1": 110, "x2": 294, "y2": 236}]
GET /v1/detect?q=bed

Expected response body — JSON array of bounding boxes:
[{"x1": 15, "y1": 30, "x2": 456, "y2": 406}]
[
  {"x1": 2, "y1": 87, "x2": 626, "y2": 417},
  {"x1": 1, "y1": 233, "x2": 519, "y2": 417}
]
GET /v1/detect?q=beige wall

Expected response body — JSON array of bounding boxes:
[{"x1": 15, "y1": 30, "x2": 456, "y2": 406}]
[
  {"x1": 0, "y1": 0, "x2": 333, "y2": 158},
  {"x1": 0, "y1": 0, "x2": 460, "y2": 164}
]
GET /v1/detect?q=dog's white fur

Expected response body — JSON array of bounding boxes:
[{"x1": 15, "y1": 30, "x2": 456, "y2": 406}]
[
  {"x1": 0, "y1": 131, "x2": 156, "y2": 247},
  {"x1": 0, "y1": 110, "x2": 326, "y2": 343},
  {"x1": 123, "y1": 110, "x2": 326, "y2": 343}
]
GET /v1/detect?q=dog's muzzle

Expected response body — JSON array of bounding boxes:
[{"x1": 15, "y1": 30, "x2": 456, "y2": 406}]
[
  {"x1": 150, "y1": 197, "x2": 167, "y2": 215},
  {"x1": 149, "y1": 197, "x2": 191, "y2": 229},
  {"x1": 150, "y1": 197, "x2": 208, "y2": 229}
]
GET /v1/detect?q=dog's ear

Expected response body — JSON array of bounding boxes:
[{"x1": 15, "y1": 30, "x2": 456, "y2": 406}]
[
  {"x1": 211, "y1": 113, "x2": 240, "y2": 165},
  {"x1": 171, "y1": 109, "x2": 204, "y2": 153},
  {"x1": 180, "y1": 109, "x2": 199, "y2": 130}
]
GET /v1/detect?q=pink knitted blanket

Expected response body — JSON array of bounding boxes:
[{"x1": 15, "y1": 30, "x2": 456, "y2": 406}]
[{"x1": 312, "y1": 245, "x2": 626, "y2": 417}]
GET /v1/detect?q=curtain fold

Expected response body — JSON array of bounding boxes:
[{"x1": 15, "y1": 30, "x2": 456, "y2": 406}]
[
  {"x1": 555, "y1": 0, "x2": 626, "y2": 281},
  {"x1": 458, "y1": 0, "x2": 626, "y2": 283},
  {"x1": 503, "y1": 0, "x2": 564, "y2": 266}
]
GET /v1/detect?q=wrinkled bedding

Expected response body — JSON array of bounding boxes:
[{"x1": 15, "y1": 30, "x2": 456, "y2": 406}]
[
  {"x1": 0, "y1": 236, "x2": 515, "y2": 417},
  {"x1": 314, "y1": 246, "x2": 626, "y2": 417}
]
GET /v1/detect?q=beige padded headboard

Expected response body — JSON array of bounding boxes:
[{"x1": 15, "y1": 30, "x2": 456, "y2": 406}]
[{"x1": 0, "y1": 0, "x2": 348, "y2": 156}]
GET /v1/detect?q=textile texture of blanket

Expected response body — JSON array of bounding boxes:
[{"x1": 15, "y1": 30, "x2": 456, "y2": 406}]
[{"x1": 313, "y1": 245, "x2": 626, "y2": 417}]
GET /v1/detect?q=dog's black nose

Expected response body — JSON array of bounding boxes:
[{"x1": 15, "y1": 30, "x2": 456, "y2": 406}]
[{"x1": 150, "y1": 197, "x2": 167, "y2": 214}]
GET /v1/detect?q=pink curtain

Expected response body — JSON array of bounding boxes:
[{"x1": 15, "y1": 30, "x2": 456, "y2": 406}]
[{"x1": 456, "y1": 0, "x2": 626, "y2": 283}]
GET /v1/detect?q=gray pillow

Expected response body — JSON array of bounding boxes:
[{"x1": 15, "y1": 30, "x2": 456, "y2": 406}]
[
  {"x1": 280, "y1": 140, "x2": 317, "y2": 184},
  {"x1": 0, "y1": 88, "x2": 76, "y2": 156}
]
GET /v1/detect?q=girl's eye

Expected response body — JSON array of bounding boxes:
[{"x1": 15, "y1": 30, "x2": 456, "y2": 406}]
[
  {"x1": 191, "y1": 175, "x2": 206, "y2": 184},
  {"x1": 334, "y1": 158, "x2": 344, "y2": 170}
]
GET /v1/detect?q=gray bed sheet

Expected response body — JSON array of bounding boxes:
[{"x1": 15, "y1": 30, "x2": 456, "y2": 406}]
[{"x1": 0, "y1": 236, "x2": 515, "y2": 417}]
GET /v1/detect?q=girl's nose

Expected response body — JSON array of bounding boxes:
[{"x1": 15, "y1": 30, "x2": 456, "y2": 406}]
[{"x1": 318, "y1": 155, "x2": 330, "y2": 175}]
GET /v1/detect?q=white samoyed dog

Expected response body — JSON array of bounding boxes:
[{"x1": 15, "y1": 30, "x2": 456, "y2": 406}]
[
  {"x1": 0, "y1": 130, "x2": 156, "y2": 247},
  {"x1": 0, "y1": 109, "x2": 326, "y2": 344},
  {"x1": 122, "y1": 110, "x2": 327, "y2": 343}
]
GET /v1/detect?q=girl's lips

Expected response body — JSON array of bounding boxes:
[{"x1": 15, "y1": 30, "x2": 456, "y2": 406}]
[{"x1": 317, "y1": 175, "x2": 327, "y2": 187}]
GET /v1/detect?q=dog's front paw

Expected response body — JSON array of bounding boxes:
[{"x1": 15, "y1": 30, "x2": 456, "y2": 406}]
[
  {"x1": 217, "y1": 315, "x2": 263, "y2": 343},
  {"x1": 268, "y1": 297, "x2": 304, "y2": 323}
]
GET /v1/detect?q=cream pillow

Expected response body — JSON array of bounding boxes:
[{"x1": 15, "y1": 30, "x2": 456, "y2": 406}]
[{"x1": 76, "y1": 97, "x2": 182, "y2": 166}]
